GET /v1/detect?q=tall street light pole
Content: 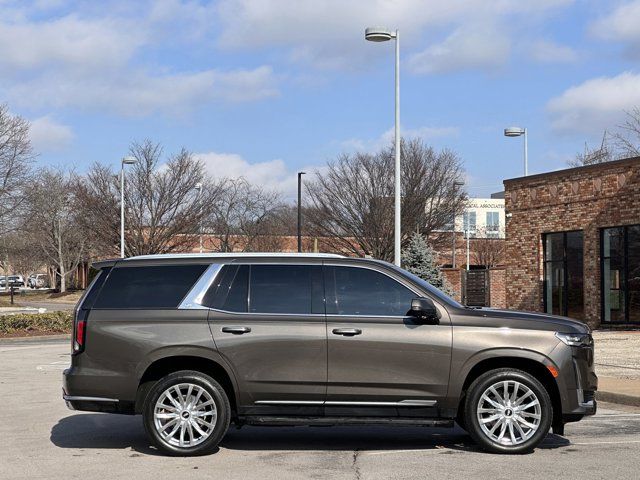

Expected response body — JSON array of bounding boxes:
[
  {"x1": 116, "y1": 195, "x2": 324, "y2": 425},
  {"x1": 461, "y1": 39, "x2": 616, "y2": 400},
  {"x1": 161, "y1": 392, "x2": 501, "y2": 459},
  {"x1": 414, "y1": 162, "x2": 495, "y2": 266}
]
[
  {"x1": 504, "y1": 127, "x2": 528, "y2": 176},
  {"x1": 120, "y1": 156, "x2": 136, "y2": 258},
  {"x1": 365, "y1": 26, "x2": 401, "y2": 266},
  {"x1": 195, "y1": 182, "x2": 203, "y2": 253},
  {"x1": 297, "y1": 171, "x2": 306, "y2": 253}
]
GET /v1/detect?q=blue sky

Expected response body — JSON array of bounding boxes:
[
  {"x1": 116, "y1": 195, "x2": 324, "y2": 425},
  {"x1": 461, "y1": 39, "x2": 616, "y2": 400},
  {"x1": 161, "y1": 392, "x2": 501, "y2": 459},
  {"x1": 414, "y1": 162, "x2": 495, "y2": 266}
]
[{"x1": 2, "y1": 0, "x2": 640, "y2": 200}]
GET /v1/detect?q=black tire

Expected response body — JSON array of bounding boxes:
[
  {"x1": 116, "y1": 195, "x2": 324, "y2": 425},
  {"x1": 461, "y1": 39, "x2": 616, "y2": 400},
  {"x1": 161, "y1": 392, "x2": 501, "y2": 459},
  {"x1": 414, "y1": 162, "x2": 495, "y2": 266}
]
[
  {"x1": 463, "y1": 368, "x2": 552, "y2": 454},
  {"x1": 143, "y1": 370, "x2": 230, "y2": 456}
]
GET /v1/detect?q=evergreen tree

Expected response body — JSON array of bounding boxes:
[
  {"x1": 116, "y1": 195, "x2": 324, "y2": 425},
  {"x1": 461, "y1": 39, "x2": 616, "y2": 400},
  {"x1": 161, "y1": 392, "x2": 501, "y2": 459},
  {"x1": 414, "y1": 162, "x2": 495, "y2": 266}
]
[{"x1": 402, "y1": 232, "x2": 453, "y2": 295}]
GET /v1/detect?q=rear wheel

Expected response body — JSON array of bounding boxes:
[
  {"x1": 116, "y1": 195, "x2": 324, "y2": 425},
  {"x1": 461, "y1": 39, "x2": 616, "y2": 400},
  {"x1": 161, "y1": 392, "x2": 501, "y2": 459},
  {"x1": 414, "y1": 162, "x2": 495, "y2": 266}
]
[
  {"x1": 464, "y1": 368, "x2": 552, "y2": 454},
  {"x1": 143, "y1": 370, "x2": 230, "y2": 456}
]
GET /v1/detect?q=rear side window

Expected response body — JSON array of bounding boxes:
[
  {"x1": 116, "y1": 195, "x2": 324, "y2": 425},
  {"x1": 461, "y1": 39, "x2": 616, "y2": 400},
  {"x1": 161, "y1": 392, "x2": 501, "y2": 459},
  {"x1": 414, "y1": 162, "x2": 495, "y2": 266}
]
[
  {"x1": 249, "y1": 265, "x2": 323, "y2": 314},
  {"x1": 94, "y1": 264, "x2": 208, "y2": 309},
  {"x1": 79, "y1": 267, "x2": 111, "y2": 311},
  {"x1": 202, "y1": 265, "x2": 249, "y2": 312}
]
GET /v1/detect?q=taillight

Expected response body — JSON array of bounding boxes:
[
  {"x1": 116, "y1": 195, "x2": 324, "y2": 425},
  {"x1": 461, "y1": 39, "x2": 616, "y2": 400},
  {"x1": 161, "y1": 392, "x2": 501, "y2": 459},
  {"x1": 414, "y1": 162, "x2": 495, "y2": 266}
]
[{"x1": 72, "y1": 309, "x2": 88, "y2": 355}]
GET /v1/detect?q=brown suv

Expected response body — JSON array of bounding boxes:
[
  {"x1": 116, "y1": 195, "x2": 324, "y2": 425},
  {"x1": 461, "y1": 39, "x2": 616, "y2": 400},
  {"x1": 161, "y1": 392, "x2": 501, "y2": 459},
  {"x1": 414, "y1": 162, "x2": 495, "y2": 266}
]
[{"x1": 63, "y1": 253, "x2": 596, "y2": 455}]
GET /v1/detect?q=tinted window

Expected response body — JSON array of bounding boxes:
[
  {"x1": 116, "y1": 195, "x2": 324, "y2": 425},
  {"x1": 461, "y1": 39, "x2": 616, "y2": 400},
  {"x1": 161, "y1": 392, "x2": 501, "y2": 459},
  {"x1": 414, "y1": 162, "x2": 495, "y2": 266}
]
[
  {"x1": 79, "y1": 267, "x2": 111, "y2": 310},
  {"x1": 203, "y1": 265, "x2": 249, "y2": 312},
  {"x1": 94, "y1": 264, "x2": 207, "y2": 309},
  {"x1": 249, "y1": 265, "x2": 322, "y2": 314},
  {"x1": 325, "y1": 266, "x2": 414, "y2": 316}
]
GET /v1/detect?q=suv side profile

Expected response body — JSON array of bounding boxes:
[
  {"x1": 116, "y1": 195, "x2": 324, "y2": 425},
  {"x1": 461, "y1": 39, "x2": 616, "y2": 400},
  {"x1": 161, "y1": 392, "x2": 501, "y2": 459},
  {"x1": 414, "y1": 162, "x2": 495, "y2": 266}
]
[{"x1": 63, "y1": 253, "x2": 596, "y2": 455}]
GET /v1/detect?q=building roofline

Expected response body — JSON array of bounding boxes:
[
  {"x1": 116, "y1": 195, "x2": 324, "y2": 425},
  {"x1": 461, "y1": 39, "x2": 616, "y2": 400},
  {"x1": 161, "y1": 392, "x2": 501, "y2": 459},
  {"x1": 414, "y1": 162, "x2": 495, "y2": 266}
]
[{"x1": 503, "y1": 155, "x2": 640, "y2": 186}]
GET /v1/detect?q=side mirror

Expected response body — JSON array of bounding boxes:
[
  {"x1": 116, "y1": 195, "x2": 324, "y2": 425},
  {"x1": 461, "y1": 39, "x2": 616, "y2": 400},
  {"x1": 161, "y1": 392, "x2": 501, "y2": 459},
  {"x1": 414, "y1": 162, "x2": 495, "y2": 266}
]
[{"x1": 410, "y1": 297, "x2": 439, "y2": 324}]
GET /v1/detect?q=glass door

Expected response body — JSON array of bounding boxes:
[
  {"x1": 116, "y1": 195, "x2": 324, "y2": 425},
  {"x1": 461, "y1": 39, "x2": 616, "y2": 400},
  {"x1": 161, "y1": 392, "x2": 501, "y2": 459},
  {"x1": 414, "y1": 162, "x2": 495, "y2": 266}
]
[{"x1": 544, "y1": 231, "x2": 584, "y2": 319}]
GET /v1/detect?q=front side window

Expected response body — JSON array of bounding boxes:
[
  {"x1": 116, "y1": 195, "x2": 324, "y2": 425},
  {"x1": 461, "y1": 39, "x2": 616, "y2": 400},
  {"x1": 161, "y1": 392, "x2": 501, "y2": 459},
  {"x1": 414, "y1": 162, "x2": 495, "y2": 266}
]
[
  {"x1": 325, "y1": 266, "x2": 415, "y2": 316},
  {"x1": 94, "y1": 264, "x2": 208, "y2": 309}
]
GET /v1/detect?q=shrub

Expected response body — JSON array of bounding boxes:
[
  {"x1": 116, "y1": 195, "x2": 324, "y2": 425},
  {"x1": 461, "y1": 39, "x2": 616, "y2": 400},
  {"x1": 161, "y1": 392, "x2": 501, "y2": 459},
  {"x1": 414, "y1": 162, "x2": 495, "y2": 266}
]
[{"x1": 0, "y1": 311, "x2": 73, "y2": 335}]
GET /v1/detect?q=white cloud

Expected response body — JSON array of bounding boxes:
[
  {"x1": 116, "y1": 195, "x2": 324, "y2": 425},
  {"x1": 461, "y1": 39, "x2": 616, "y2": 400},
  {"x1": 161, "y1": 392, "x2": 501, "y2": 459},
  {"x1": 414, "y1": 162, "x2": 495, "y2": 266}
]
[
  {"x1": 408, "y1": 24, "x2": 510, "y2": 75},
  {"x1": 195, "y1": 151, "x2": 322, "y2": 200},
  {"x1": 216, "y1": 0, "x2": 573, "y2": 72},
  {"x1": 530, "y1": 39, "x2": 579, "y2": 63},
  {"x1": 0, "y1": 4, "x2": 279, "y2": 115},
  {"x1": 590, "y1": 1, "x2": 640, "y2": 55},
  {"x1": 341, "y1": 125, "x2": 459, "y2": 152},
  {"x1": 29, "y1": 115, "x2": 73, "y2": 152},
  {"x1": 9, "y1": 66, "x2": 279, "y2": 116},
  {"x1": 546, "y1": 72, "x2": 640, "y2": 134}
]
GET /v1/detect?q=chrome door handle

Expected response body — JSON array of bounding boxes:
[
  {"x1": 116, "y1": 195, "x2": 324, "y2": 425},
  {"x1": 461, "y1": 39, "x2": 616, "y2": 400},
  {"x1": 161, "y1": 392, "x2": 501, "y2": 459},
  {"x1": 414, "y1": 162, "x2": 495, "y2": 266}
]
[
  {"x1": 221, "y1": 326, "x2": 251, "y2": 335},
  {"x1": 332, "y1": 328, "x2": 362, "y2": 336}
]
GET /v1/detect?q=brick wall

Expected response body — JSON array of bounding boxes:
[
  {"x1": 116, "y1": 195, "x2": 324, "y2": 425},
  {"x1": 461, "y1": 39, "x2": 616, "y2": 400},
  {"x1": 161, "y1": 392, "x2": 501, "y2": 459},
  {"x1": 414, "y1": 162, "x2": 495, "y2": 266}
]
[
  {"x1": 488, "y1": 267, "x2": 506, "y2": 308},
  {"x1": 504, "y1": 156, "x2": 640, "y2": 328}
]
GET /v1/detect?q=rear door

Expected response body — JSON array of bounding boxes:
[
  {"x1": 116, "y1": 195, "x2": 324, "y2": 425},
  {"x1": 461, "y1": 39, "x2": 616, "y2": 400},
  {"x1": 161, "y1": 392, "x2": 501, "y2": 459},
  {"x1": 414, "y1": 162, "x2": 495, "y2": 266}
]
[
  {"x1": 324, "y1": 264, "x2": 452, "y2": 416},
  {"x1": 206, "y1": 263, "x2": 327, "y2": 415}
]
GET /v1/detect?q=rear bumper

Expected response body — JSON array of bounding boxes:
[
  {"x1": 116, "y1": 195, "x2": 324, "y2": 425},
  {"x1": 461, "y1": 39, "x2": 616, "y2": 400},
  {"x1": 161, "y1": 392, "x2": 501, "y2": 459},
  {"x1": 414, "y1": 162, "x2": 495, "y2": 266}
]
[{"x1": 63, "y1": 368, "x2": 134, "y2": 414}]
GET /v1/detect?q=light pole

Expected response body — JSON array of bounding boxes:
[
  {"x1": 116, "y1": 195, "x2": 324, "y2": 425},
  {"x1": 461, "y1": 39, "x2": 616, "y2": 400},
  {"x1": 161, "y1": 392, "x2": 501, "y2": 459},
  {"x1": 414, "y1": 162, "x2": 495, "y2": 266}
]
[
  {"x1": 451, "y1": 180, "x2": 465, "y2": 268},
  {"x1": 195, "y1": 182, "x2": 203, "y2": 253},
  {"x1": 120, "y1": 156, "x2": 136, "y2": 258},
  {"x1": 504, "y1": 127, "x2": 528, "y2": 176},
  {"x1": 297, "y1": 172, "x2": 306, "y2": 253},
  {"x1": 365, "y1": 26, "x2": 401, "y2": 266}
]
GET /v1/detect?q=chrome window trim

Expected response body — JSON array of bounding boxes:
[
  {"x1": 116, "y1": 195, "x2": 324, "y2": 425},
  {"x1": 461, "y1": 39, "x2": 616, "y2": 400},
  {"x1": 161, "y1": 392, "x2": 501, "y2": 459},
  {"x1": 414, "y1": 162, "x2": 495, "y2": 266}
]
[
  {"x1": 254, "y1": 400, "x2": 437, "y2": 407},
  {"x1": 178, "y1": 264, "x2": 223, "y2": 310}
]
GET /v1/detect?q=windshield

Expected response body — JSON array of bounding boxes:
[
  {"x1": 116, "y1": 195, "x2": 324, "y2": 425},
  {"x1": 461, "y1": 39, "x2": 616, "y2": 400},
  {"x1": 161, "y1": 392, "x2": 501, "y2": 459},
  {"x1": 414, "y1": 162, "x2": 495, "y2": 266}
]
[{"x1": 388, "y1": 264, "x2": 464, "y2": 309}]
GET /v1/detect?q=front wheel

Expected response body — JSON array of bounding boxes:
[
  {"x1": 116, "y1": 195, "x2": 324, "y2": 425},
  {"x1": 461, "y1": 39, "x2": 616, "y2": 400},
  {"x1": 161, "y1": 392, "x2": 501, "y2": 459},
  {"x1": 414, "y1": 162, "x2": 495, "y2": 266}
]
[
  {"x1": 143, "y1": 370, "x2": 230, "y2": 456},
  {"x1": 464, "y1": 368, "x2": 552, "y2": 454}
]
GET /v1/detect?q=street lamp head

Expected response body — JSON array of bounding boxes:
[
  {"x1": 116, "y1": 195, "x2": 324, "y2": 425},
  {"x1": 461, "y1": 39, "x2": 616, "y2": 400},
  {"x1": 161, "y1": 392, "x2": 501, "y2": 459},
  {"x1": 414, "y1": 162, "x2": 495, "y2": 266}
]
[
  {"x1": 122, "y1": 156, "x2": 137, "y2": 165},
  {"x1": 504, "y1": 127, "x2": 525, "y2": 137},
  {"x1": 194, "y1": 182, "x2": 202, "y2": 191},
  {"x1": 365, "y1": 27, "x2": 395, "y2": 42}
]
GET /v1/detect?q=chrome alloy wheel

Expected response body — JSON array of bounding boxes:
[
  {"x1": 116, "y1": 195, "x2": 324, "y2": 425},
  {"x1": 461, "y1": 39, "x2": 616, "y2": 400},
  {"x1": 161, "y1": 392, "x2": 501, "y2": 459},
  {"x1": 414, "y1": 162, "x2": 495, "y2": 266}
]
[
  {"x1": 153, "y1": 383, "x2": 217, "y2": 448},
  {"x1": 476, "y1": 380, "x2": 542, "y2": 446}
]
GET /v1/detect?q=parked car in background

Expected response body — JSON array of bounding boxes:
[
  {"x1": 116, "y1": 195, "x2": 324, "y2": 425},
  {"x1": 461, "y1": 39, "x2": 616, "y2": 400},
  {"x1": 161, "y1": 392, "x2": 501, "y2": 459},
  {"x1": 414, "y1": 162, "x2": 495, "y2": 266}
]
[
  {"x1": 63, "y1": 253, "x2": 597, "y2": 456},
  {"x1": 27, "y1": 274, "x2": 48, "y2": 288},
  {"x1": 0, "y1": 275, "x2": 25, "y2": 288}
]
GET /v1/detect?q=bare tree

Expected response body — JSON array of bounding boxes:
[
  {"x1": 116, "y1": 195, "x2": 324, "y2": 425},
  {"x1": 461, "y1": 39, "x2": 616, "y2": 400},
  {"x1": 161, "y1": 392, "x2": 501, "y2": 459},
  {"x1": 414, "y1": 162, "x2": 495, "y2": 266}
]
[
  {"x1": 75, "y1": 140, "x2": 226, "y2": 257},
  {"x1": 0, "y1": 104, "x2": 34, "y2": 234},
  {"x1": 569, "y1": 131, "x2": 614, "y2": 167},
  {"x1": 0, "y1": 233, "x2": 47, "y2": 279},
  {"x1": 207, "y1": 178, "x2": 284, "y2": 252},
  {"x1": 611, "y1": 107, "x2": 640, "y2": 157},
  {"x1": 472, "y1": 227, "x2": 505, "y2": 268},
  {"x1": 24, "y1": 169, "x2": 86, "y2": 292},
  {"x1": 305, "y1": 138, "x2": 466, "y2": 261}
]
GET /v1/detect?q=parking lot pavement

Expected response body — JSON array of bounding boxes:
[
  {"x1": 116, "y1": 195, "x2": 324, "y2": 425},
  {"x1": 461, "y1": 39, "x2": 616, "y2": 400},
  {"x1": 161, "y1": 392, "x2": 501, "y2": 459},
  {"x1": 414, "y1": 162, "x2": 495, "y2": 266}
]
[{"x1": 3, "y1": 339, "x2": 640, "y2": 480}]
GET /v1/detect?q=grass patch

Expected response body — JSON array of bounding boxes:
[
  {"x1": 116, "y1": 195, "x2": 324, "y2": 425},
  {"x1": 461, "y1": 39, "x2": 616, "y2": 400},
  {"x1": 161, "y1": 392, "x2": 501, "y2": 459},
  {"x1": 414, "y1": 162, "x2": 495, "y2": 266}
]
[{"x1": 0, "y1": 311, "x2": 73, "y2": 336}]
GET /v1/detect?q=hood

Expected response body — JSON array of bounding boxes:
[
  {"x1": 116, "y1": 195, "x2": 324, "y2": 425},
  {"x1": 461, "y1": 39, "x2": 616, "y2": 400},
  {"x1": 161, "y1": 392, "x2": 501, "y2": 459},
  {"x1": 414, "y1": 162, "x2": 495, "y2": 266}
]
[{"x1": 454, "y1": 307, "x2": 590, "y2": 334}]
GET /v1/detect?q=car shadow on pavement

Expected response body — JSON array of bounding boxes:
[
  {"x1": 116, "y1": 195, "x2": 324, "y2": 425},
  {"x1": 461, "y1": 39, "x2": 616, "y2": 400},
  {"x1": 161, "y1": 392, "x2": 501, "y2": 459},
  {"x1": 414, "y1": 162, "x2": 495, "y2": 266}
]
[
  {"x1": 51, "y1": 415, "x2": 570, "y2": 456},
  {"x1": 50, "y1": 414, "x2": 166, "y2": 456}
]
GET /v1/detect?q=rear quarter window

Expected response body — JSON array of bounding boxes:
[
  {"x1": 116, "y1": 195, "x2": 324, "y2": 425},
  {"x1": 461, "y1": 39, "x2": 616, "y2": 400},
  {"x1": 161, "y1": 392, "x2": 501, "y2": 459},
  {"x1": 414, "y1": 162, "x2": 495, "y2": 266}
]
[{"x1": 93, "y1": 264, "x2": 208, "y2": 309}]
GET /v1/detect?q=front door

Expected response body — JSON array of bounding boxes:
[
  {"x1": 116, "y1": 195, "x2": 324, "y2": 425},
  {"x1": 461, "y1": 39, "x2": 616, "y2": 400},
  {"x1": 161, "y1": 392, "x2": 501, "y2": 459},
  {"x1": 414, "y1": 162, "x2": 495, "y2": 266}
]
[
  {"x1": 324, "y1": 264, "x2": 452, "y2": 416},
  {"x1": 207, "y1": 264, "x2": 326, "y2": 414}
]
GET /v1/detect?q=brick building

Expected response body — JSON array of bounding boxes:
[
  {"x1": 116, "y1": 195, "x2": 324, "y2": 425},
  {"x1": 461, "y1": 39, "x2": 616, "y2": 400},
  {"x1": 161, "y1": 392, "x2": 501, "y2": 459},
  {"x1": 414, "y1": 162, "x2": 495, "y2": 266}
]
[{"x1": 504, "y1": 156, "x2": 640, "y2": 328}]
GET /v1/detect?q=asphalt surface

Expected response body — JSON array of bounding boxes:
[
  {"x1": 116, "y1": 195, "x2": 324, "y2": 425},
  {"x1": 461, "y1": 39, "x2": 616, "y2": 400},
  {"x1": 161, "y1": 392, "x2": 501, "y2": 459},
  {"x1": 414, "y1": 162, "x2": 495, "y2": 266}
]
[
  {"x1": 2, "y1": 338, "x2": 640, "y2": 480},
  {"x1": 17, "y1": 300, "x2": 76, "y2": 312}
]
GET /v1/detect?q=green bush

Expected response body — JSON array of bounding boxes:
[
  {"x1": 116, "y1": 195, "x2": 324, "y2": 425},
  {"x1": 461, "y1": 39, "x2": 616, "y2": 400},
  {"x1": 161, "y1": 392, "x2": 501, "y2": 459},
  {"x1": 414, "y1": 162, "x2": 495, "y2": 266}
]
[{"x1": 0, "y1": 311, "x2": 73, "y2": 335}]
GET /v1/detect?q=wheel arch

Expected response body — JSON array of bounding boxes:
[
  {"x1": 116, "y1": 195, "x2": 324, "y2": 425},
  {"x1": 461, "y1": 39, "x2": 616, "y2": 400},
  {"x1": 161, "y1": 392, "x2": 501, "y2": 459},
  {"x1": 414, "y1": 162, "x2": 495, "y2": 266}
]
[
  {"x1": 136, "y1": 354, "x2": 238, "y2": 416},
  {"x1": 455, "y1": 353, "x2": 563, "y2": 428}
]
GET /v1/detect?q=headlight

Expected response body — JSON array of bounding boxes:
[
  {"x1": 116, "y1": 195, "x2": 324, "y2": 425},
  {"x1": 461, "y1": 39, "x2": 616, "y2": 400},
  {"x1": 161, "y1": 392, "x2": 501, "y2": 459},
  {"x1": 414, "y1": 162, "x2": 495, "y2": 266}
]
[{"x1": 555, "y1": 332, "x2": 593, "y2": 347}]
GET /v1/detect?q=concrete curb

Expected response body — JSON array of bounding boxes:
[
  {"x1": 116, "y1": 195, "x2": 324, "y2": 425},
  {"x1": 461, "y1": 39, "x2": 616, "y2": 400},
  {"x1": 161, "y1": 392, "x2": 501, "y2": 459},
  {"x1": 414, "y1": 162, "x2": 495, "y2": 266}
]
[
  {"x1": 597, "y1": 390, "x2": 640, "y2": 408},
  {"x1": 0, "y1": 333, "x2": 69, "y2": 344}
]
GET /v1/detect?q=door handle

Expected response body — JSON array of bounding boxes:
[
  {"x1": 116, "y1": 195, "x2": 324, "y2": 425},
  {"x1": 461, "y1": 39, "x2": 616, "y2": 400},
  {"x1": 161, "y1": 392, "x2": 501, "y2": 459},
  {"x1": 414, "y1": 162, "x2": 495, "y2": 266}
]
[
  {"x1": 221, "y1": 326, "x2": 251, "y2": 335},
  {"x1": 332, "y1": 328, "x2": 362, "y2": 336}
]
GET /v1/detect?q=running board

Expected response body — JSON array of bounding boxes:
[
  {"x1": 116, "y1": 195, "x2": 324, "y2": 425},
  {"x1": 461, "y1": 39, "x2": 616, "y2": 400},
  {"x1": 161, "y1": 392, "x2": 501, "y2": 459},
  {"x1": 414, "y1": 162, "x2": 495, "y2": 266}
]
[{"x1": 240, "y1": 416, "x2": 454, "y2": 428}]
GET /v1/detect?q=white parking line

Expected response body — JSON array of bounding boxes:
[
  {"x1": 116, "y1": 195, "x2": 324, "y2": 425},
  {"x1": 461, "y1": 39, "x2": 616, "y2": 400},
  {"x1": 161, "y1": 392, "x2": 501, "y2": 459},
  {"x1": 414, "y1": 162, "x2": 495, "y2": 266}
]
[{"x1": 36, "y1": 361, "x2": 69, "y2": 371}]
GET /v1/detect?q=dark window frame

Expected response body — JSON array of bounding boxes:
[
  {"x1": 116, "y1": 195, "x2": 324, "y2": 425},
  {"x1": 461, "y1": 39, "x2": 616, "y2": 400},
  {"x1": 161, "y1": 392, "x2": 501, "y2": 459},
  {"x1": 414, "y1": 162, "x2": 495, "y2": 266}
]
[
  {"x1": 543, "y1": 230, "x2": 584, "y2": 318},
  {"x1": 601, "y1": 224, "x2": 640, "y2": 324}
]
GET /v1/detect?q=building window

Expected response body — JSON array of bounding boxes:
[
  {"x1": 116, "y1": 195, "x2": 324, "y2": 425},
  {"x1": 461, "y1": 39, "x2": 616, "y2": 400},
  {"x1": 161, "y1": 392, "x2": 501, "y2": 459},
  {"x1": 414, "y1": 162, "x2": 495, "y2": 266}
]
[
  {"x1": 543, "y1": 231, "x2": 584, "y2": 320},
  {"x1": 602, "y1": 225, "x2": 640, "y2": 324},
  {"x1": 463, "y1": 211, "x2": 476, "y2": 235},
  {"x1": 486, "y1": 211, "x2": 500, "y2": 236}
]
